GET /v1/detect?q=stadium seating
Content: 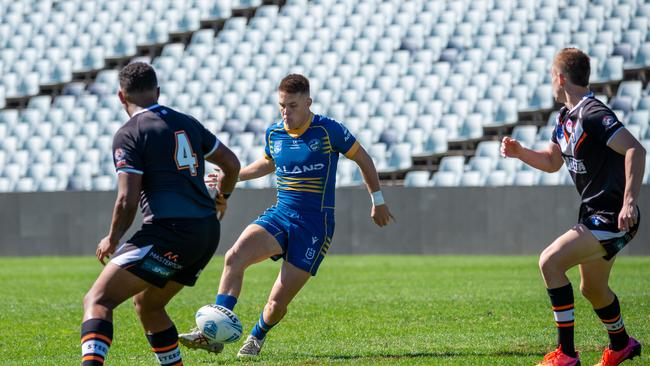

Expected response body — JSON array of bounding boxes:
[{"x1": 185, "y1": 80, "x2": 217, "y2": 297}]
[{"x1": 1, "y1": 0, "x2": 650, "y2": 191}]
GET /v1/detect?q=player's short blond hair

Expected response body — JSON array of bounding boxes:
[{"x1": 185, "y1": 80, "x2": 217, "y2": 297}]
[{"x1": 554, "y1": 48, "x2": 591, "y2": 87}]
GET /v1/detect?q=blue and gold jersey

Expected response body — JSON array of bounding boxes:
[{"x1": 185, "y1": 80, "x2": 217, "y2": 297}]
[{"x1": 264, "y1": 114, "x2": 359, "y2": 213}]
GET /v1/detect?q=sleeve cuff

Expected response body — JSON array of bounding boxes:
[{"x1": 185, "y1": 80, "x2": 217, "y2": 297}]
[
  {"x1": 204, "y1": 139, "x2": 221, "y2": 158},
  {"x1": 117, "y1": 168, "x2": 144, "y2": 175},
  {"x1": 264, "y1": 152, "x2": 273, "y2": 160},
  {"x1": 344, "y1": 141, "x2": 360, "y2": 159},
  {"x1": 605, "y1": 125, "x2": 625, "y2": 146}
]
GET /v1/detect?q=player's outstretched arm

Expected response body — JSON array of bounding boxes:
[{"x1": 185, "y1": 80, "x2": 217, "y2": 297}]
[
  {"x1": 238, "y1": 157, "x2": 276, "y2": 182},
  {"x1": 97, "y1": 173, "x2": 142, "y2": 264},
  {"x1": 500, "y1": 137, "x2": 564, "y2": 173},
  {"x1": 349, "y1": 146, "x2": 394, "y2": 227},
  {"x1": 607, "y1": 128, "x2": 646, "y2": 231}
]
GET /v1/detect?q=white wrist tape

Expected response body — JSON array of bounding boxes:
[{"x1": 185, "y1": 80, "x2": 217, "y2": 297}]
[{"x1": 371, "y1": 191, "x2": 385, "y2": 206}]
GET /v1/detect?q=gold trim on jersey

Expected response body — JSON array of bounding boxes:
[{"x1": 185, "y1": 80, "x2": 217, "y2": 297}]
[{"x1": 284, "y1": 113, "x2": 314, "y2": 138}]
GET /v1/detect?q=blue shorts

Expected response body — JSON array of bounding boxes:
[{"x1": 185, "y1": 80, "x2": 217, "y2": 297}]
[{"x1": 253, "y1": 205, "x2": 334, "y2": 276}]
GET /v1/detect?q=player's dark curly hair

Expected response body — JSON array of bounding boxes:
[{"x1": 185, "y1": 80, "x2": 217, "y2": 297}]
[
  {"x1": 555, "y1": 48, "x2": 590, "y2": 87},
  {"x1": 119, "y1": 62, "x2": 158, "y2": 95},
  {"x1": 278, "y1": 74, "x2": 310, "y2": 95}
]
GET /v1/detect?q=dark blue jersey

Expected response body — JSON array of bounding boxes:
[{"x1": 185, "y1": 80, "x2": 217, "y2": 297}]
[{"x1": 112, "y1": 104, "x2": 219, "y2": 222}]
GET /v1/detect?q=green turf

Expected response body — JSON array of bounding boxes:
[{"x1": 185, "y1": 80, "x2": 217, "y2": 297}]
[{"x1": 0, "y1": 256, "x2": 649, "y2": 365}]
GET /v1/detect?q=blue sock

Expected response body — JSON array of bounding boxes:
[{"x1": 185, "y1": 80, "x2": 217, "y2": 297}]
[
  {"x1": 251, "y1": 312, "x2": 276, "y2": 340},
  {"x1": 215, "y1": 294, "x2": 237, "y2": 311}
]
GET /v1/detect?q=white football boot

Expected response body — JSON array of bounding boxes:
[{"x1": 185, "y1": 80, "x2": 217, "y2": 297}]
[
  {"x1": 178, "y1": 327, "x2": 224, "y2": 353},
  {"x1": 237, "y1": 335, "x2": 265, "y2": 358}
]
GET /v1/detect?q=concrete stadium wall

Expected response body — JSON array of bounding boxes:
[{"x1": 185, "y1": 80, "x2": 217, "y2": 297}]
[{"x1": 0, "y1": 186, "x2": 648, "y2": 256}]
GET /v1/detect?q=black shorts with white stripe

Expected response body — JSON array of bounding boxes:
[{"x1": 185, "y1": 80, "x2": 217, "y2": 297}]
[
  {"x1": 580, "y1": 205, "x2": 640, "y2": 260},
  {"x1": 110, "y1": 216, "x2": 220, "y2": 288}
]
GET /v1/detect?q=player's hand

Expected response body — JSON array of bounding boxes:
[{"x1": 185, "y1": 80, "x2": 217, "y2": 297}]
[
  {"x1": 215, "y1": 193, "x2": 228, "y2": 220},
  {"x1": 617, "y1": 203, "x2": 638, "y2": 231},
  {"x1": 96, "y1": 236, "x2": 118, "y2": 265},
  {"x1": 206, "y1": 168, "x2": 223, "y2": 187},
  {"x1": 372, "y1": 204, "x2": 394, "y2": 227},
  {"x1": 500, "y1": 136, "x2": 523, "y2": 159}
]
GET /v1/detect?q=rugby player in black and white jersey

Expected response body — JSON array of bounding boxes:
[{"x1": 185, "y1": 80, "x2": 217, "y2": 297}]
[
  {"x1": 501, "y1": 48, "x2": 645, "y2": 366},
  {"x1": 80, "y1": 63, "x2": 240, "y2": 366}
]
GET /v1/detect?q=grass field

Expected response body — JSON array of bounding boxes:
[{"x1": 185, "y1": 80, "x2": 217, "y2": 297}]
[{"x1": 1, "y1": 256, "x2": 649, "y2": 365}]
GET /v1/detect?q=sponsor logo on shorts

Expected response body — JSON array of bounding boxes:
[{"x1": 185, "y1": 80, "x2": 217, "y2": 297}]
[
  {"x1": 305, "y1": 247, "x2": 316, "y2": 260},
  {"x1": 590, "y1": 215, "x2": 608, "y2": 226},
  {"x1": 141, "y1": 259, "x2": 175, "y2": 278},
  {"x1": 149, "y1": 251, "x2": 183, "y2": 270},
  {"x1": 163, "y1": 251, "x2": 179, "y2": 262}
]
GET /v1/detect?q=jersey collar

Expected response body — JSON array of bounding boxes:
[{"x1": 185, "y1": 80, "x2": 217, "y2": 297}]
[
  {"x1": 131, "y1": 104, "x2": 161, "y2": 117},
  {"x1": 284, "y1": 113, "x2": 314, "y2": 138},
  {"x1": 567, "y1": 91, "x2": 594, "y2": 115}
]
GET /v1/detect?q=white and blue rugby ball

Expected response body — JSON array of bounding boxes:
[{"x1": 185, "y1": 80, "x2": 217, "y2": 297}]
[{"x1": 195, "y1": 304, "x2": 243, "y2": 343}]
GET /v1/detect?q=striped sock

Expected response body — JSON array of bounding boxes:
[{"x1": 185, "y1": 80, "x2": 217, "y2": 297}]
[
  {"x1": 215, "y1": 294, "x2": 237, "y2": 311},
  {"x1": 595, "y1": 296, "x2": 629, "y2": 351},
  {"x1": 250, "y1": 311, "x2": 276, "y2": 341},
  {"x1": 548, "y1": 284, "x2": 576, "y2": 358},
  {"x1": 146, "y1": 325, "x2": 183, "y2": 366},
  {"x1": 81, "y1": 319, "x2": 113, "y2": 365}
]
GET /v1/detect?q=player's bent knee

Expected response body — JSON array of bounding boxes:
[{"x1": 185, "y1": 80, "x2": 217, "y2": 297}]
[
  {"x1": 224, "y1": 248, "x2": 242, "y2": 268},
  {"x1": 539, "y1": 249, "x2": 561, "y2": 275},
  {"x1": 133, "y1": 297, "x2": 162, "y2": 316},
  {"x1": 83, "y1": 290, "x2": 118, "y2": 312},
  {"x1": 579, "y1": 282, "x2": 608, "y2": 301},
  {"x1": 265, "y1": 300, "x2": 287, "y2": 318}
]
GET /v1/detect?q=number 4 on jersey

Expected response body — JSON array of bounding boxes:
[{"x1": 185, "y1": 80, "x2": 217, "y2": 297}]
[{"x1": 174, "y1": 131, "x2": 198, "y2": 176}]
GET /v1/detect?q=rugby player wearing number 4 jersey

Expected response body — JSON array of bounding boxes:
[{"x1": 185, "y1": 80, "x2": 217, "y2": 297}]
[
  {"x1": 81, "y1": 63, "x2": 240, "y2": 366},
  {"x1": 501, "y1": 48, "x2": 645, "y2": 366},
  {"x1": 179, "y1": 74, "x2": 394, "y2": 358}
]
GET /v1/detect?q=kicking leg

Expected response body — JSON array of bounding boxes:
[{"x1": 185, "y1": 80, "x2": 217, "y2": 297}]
[
  {"x1": 179, "y1": 224, "x2": 282, "y2": 353},
  {"x1": 216, "y1": 224, "x2": 283, "y2": 310}
]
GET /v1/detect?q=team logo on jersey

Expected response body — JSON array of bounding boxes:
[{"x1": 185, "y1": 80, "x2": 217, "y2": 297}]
[
  {"x1": 273, "y1": 140, "x2": 282, "y2": 155},
  {"x1": 602, "y1": 116, "x2": 616, "y2": 129},
  {"x1": 114, "y1": 148, "x2": 125, "y2": 161},
  {"x1": 565, "y1": 119, "x2": 574, "y2": 132},
  {"x1": 308, "y1": 139, "x2": 321, "y2": 152},
  {"x1": 305, "y1": 247, "x2": 316, "y2": 260}
]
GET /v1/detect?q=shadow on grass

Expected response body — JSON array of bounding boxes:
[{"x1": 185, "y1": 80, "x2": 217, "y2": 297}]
[
  {"x1": 221, "y1": 350, "x2": 545, "y2": 365},
  {"x1": 314, "y1": 349, "x2": 541, "y2": 360}
]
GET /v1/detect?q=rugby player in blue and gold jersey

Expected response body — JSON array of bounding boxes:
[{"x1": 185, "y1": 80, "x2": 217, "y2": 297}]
[{"x1": 180, "y1": 74, "x2": 394, "y2": 357}]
